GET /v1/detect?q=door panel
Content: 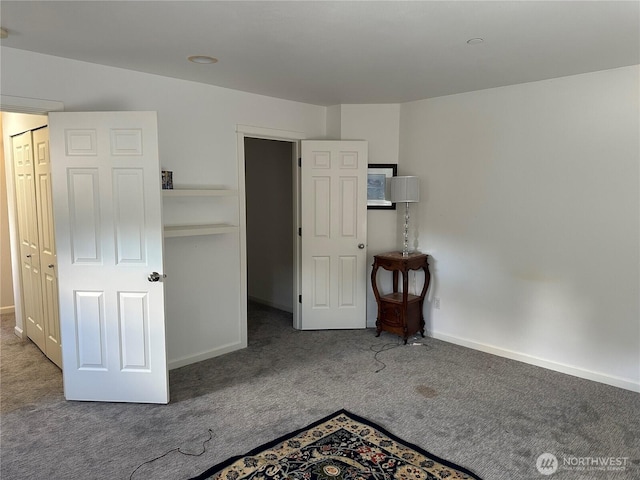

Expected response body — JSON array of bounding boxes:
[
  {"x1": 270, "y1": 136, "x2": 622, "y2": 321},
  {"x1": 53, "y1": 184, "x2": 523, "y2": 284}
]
[
  {"x1": 300, "y1": 141, "x2": 367, "y2": 329},
  {"x1": 41, "y1": 270, "x2": 61, "y2": 365},
  {"x1": 75, "y1": 290, "x2": 107, "y2": 369},
  {"x1": 67, "y1": 168, "x2": 102, "y2": 263},
  {"x1": 118, "y1": 291, "x2": 150, "y2": 370},
  {"x1": 338, "y1": 255, "x2": 357, "y2": 307},
  {"x1": 33, "y1": 127, "x2": 62, "y2": 368},
  {"x1": 113, "y1": 169, "x2": 146, "y2": 264},
  {"x1": 24, "y1": 260, "x2": 46, "y2": 350},
  {"x1": 49, "y1": 111, "x2": 168, "y2": 403}
]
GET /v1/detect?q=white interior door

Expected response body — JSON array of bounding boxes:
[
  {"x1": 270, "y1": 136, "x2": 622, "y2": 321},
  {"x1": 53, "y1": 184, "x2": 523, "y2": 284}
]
[
  {"x1": 12, "y1": 131, "x2": 47, "y2": 352},
  {"x1": 49, "y1": 111, "x2": 168, "y2": 403},
  {"x1": 300, "y1": 140, "x2": 368, "y2": 329},
  {"x1": 33, "y1": 127, "x2": 62, "y2": 368}
]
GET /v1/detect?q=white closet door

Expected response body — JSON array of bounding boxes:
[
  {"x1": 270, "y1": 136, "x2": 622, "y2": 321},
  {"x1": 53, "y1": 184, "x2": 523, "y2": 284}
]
[
  {"x1": 33, "y1": 127, "x2": 62, "y2": 368},
  {"x1": 12, "y1": 131, "x2": 46, "y2": 353}
]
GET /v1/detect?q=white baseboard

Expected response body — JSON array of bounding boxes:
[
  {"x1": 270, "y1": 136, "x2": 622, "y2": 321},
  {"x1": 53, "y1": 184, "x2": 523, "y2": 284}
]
[
  {"x1": 0, "y1": 305, "x2": 15, "y2": 315},
  {"x1": 248, "y1": 296, "x2": 293, "y2": 314},
  {"x1": 168, "y1": 340, "x2": 247, "y2": 370},
  {"x1": 14, "y1": 325, "x2": 24, "y2": 339},
  {"x1": 430, "y1": 330, "x2": 640, "y2": 393}
]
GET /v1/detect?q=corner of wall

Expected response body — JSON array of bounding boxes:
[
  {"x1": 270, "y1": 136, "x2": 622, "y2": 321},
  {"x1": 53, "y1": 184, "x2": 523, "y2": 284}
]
[{"x1": 325, "y1": 105, "x2": 342, "y2": 139}]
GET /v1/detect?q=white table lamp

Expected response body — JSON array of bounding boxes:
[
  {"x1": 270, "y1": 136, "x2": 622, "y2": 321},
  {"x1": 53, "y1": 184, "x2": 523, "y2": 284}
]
[{"x1": 390, "y1": 176, "x2": 420, "y2": 257}]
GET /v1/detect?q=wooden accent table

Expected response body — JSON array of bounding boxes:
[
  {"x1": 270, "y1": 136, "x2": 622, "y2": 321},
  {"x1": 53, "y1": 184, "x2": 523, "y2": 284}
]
[{"x1": 371, "y1": 252, "x2": 430, "y2": 344}]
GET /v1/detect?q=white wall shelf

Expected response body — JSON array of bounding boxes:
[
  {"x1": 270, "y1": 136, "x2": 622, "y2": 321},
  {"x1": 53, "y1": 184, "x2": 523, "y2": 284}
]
[
  {"x1": 162, "y1": 188, "x2": 238, "y2": 237},
  {"x1": 164, "y1": 224, "x2": 238, "y2": 238}
]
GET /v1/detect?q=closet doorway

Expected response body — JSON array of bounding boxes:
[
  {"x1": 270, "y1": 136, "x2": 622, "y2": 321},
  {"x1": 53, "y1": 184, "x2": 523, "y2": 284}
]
[
  {"x1": 244, "y1": 138, "x2": 295, "y2": 317},
  {"x1": 2, "y1": 112, "x2": 62, "y2": 368}
]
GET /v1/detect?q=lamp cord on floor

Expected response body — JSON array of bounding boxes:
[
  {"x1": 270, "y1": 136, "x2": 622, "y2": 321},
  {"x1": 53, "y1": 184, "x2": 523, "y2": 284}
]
[
  {"x1": 370, "y1": 341, "x2": 402, "y2": 373},
  {"x1": 370, "y1": 335, "x2": 430, "y2": 372},
  {"x1": 129, "y1": 429, "x2": 213, "y2": 480}
]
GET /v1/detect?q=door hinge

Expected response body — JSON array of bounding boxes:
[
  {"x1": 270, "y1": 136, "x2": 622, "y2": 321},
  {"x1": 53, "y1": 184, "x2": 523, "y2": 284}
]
[
  {"x1": 298, "y1": 227, "x2": 301, "y2": 236},
  {"x1": 299, "y1": 295, "x2": 302, "y2": 304},
  {"x1": 298, "y1": 157, "x2": 301, "y2": 167}
]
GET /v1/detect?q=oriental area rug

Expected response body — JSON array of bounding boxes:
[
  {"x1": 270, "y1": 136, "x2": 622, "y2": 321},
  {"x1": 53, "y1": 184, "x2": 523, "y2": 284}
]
[{"x1": 190, "y1": 410, "x2": 483, "y2": 480}]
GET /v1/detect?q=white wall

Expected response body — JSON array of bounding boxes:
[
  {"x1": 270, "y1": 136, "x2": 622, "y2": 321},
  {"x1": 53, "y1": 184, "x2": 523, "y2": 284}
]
[
  {"x1": 331, "y1": 104, "x2": 403, "y2": 327},
  {"x1": 245, "y1": 138, "x2": 294, "y2": 312},
  {"x1": 1, "y1": 47, "x2": 326, "y2": 368},
  {"x1": 0, "y1": 115, "x2": 15, "y2": 314},
  {"x1": 5, "y1": 47, "x2": 636, "y2": 390},
  {"x1": 325, "y1": 105, "x2": 341, "y2": 139},
  {"x1": 399, "y1": 66, "x2": 640, "y2": 391}
]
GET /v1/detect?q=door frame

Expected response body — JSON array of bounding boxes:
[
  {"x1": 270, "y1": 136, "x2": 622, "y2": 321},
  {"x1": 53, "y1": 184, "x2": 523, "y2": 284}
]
[
  {"x1": 236, "y1": 125, "x2": 307, "y2": 331},
  {"x1": 1, "y1": 95, "x2": 64, "y2": 339}
]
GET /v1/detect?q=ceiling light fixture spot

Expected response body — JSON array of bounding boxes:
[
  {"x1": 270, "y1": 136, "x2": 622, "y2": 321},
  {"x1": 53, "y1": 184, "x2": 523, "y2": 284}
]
[
  {"x1": 466, "y1": 38, "x2": 484, "y2": 45},
  {"x1": 188, "y1": 55, "x2": 218, "y2": 64}
]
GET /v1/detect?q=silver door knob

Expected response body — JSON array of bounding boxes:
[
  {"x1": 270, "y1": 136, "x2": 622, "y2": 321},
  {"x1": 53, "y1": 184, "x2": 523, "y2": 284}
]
[
  {"x1": 148, "y1": 272, "x2": 165, "y2": 282},
  {"x1": 358, "y1": 243, "x2": 365, "y2": 249},
  {"x1": 26, "y1": 254, "x2": 32, "y2": 258}
]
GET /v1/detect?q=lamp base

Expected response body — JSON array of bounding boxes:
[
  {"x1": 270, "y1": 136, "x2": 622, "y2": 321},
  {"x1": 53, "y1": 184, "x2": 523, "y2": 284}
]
[{"x1": 402, "y1": 201, "x2": 410, "y2": 257}]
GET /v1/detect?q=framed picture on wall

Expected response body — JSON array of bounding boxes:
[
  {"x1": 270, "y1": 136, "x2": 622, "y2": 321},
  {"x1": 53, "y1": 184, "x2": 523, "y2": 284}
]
[{"x1": 367, "y1": 164, "x2": 397, "y2": 209}]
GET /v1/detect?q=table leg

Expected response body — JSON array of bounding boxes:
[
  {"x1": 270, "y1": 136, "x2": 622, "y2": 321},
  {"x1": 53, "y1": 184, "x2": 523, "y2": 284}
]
[{"x1": 371, "y1": 261, "x2": 382, "y2": 337}]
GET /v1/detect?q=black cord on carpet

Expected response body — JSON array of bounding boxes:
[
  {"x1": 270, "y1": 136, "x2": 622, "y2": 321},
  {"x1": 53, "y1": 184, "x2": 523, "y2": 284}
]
[
  {"x1": 370, "y1": 341, "x2": 402, "y2": 373},
  {"x1": 129, "y1": 429, "x2": 213, "y2": 480},
  {"x1": 370, "y1": 335, "x2": 431, "y2": 372}
]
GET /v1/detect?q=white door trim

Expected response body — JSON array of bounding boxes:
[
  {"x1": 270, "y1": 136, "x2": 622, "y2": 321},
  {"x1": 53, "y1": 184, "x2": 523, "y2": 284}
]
[
  {"x1": 2, "y1": 96, "x2": 64, "y2": 340},
  {"x1": 0, "y1": 95, "x2": 64, "y2": 115},
  {"x1": 236, "y1": 125, "x2": 307, "y2": 332}
]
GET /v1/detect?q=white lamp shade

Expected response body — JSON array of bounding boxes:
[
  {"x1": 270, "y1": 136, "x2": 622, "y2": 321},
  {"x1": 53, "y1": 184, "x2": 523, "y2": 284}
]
[{"x1": 390, "y1": 176, "x2": 419, "y2": 203}]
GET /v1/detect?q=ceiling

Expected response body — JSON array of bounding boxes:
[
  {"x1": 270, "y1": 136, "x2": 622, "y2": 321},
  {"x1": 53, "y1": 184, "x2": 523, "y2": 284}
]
[{"x1": 1, "y1": 1, "x2": 638, "y2": 106}]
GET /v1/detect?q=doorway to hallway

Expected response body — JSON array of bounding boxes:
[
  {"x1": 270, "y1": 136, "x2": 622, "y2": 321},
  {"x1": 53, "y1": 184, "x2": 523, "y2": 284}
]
[{"x1": 244, "y1": 137, "x2": 295, "y2": 319}]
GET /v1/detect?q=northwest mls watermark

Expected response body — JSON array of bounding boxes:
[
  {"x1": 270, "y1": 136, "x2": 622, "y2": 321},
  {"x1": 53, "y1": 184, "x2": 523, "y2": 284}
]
[{"x1": 536, "y1": 453, "x2": 630, "y2": 475}]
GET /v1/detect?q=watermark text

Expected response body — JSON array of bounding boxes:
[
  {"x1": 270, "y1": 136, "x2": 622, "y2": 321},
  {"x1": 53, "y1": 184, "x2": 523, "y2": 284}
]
[{"x1": 536, "y1": 453, "x2": 630, "y2": 475}]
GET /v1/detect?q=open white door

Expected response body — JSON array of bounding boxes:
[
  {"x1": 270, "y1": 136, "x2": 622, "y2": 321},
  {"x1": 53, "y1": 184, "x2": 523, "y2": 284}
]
[
  {"x1": 300, "y1": 140, "x2": 368, "y2": 329},
  {"x1": 49, "y1": 111, "x2": 168, "y2": 403}
]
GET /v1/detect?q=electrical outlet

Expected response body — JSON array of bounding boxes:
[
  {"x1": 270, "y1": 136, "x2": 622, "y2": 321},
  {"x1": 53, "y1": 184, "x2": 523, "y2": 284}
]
[{"x1": 434, "y1": 297, "x2": 441, "y2": 309}]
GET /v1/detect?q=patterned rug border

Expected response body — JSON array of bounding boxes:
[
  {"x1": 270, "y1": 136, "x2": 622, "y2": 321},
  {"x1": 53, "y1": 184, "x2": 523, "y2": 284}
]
[{"x1": 189, "y1": 409, "x2": 483, "y2": 480}]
